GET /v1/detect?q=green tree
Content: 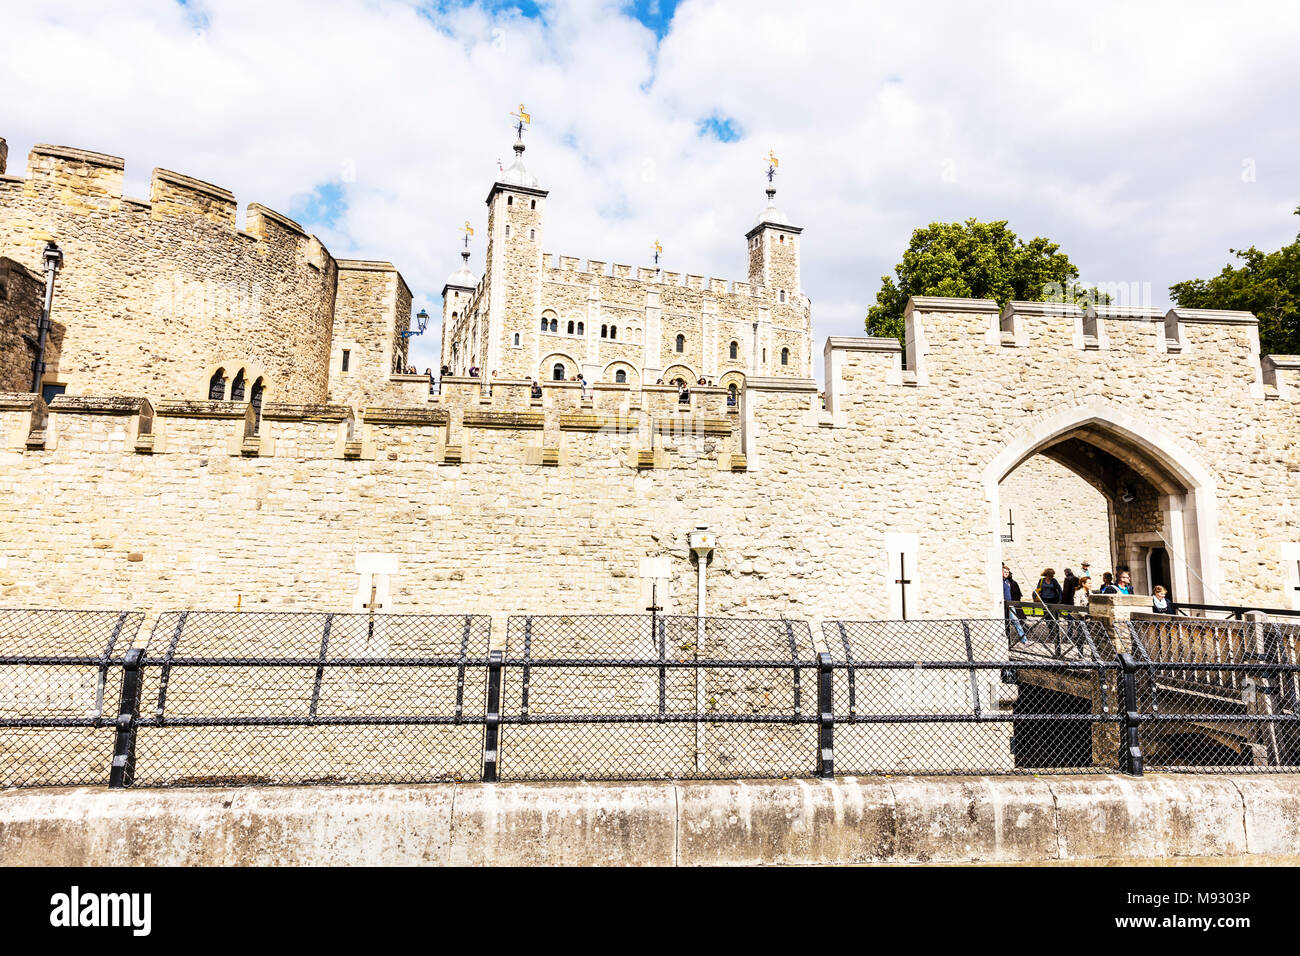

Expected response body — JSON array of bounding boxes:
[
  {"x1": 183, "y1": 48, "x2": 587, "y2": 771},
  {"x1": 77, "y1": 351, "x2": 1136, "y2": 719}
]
[
  {"x1": 1169, "y1": 206, "x2": 1300, "y2": 357},
  {"x1": 865, "y1": 218, "x2": 1099, "y2": 342}
]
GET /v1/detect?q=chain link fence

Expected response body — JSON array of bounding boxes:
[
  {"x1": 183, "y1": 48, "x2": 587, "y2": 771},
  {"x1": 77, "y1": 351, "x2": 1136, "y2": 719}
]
[
  {"x1": 495, "y1": 615, "x2": 819, "y2": 780},
  {"x1": 0, "y1": 608, "x2": 143, "y2": 786},
  {"x1": 824, "y1": 619, "x2": 1123, "y2": 775},
  {"x1": 1127, "y1": 617, "x2": 1300, "y2": 771},
  {"x1": 1, "y1": 607, "x2": 1297, "y2": 786},
  {"x1": 129, "y1": 610, "x2": 492, "y2": 786}
]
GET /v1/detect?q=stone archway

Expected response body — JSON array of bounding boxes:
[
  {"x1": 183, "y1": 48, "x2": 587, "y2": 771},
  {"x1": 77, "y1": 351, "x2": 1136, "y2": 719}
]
[{"x1": 982, "y1": 399, "x2": 1220, "y2": 615}]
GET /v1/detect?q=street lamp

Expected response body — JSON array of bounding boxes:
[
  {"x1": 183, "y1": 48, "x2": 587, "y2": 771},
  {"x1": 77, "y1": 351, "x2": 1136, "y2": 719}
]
[
  {"x1": 29, "y1": 240, "x2": 63, "y2": 395},
  {"x1": 402, "y1": 308, "x2": 430, "y2": 338}
]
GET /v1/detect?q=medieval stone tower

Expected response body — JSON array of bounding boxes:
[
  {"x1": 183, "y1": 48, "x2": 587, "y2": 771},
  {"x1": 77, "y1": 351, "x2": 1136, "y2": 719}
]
[{"x1": 440, "y1": 135, "x2": 813, "y2": 393}]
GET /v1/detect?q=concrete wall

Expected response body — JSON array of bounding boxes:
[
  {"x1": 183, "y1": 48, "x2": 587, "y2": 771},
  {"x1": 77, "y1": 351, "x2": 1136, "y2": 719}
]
[{"x1": 2, "y1": 775, "x2": 1296, "y2": 866}]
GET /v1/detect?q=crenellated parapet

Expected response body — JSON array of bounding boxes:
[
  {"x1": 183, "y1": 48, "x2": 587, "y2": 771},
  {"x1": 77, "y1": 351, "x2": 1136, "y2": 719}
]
[{"x1": 0, "y1": 140, "x2": 339, "y2": 406}]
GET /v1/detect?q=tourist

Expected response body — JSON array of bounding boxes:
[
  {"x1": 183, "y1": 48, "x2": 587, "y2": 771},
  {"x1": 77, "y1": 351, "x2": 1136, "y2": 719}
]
[
  {"x1": 1073, "y1": 575, "x2": 1091, "y2": 608},
  {"x1": 1035, "y1": 568, "x2": 1063, "y2": 605},
  {"x1": 1061, "y1": 567, "x2": 1079, "y2": 605},
  {"x1": 1003, "y1": 564, "x2": 1027, "y2": 644},
  {"x1": 1152, "y1": 585, "x2": 1171, "y2": 613},
  {"x1": 1098, "y1": 572, "x2": 1118, "y2": 594},
  {"x1": 1117, "y1": 570, "x2": 1133, "y2": 595},
  {"x1": 530, "y1": 380, "x2": 542, "y2": 399}
]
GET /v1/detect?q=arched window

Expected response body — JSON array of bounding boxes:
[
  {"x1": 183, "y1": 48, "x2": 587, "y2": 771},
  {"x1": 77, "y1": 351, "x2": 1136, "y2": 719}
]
[
  {"x1": 540, "y1": 317, "x2": 548, "y2": 331},
  {"x1": 601, "y1": 324, "x2": 608, "y2": 339},
  {"x1": 530, "y1": 199, "x2": 536, "y2": 210},
  {"x1": 550, "y1": 319, "x2": 558, "y2": 332},
  {"x1": 610, "y1": 326, "x2": 616, "y2": 340},
  {"x1": 251, "y1": 378, "x2": 264, "y2": 427},
  {"x1": 230, "y1": 369, "x2": 246, "y2": 402},
  {"x1": 504, "y1": 225, "x2": 511, "y2": 237},
  {"x1": 779, "y1": 290, "x2": 786, "y2": 303},
  {"x1": 529, "y1": 229, "x2": 535, "y2": 240},
  {"x1": 208, "y1": 368, "x2": 226, "y2": 401},
  {"x1": 781, "y1": 347, "x2": 790, "y2": 366},
  {"x1": 576, "y1": 322, "x2": 584, "y2": 335},
  {"x1": 507, "y1": 196, "x2": 513, "y2": 206},
  {"x1": 615, "y1": 369, "x2": 627, "y2": 384},
  {"x1": 552, "y1": 363, "x2": 565, "y2": 381},
  {"x1": 513, "y1": 333, "x2": 521, "y2": 346},
  {"x1": 729, "y1": 340, "x2": 738, "y2": 360},
  {"x1": 567, "y1": 320, "x2": 575, "y2": 335},
  {"x1": 728, "y1": 383, "x2": 738, "y2": 406},
  {"x1": 675, "y1": 334, "x2": 685, "y2": 353}
]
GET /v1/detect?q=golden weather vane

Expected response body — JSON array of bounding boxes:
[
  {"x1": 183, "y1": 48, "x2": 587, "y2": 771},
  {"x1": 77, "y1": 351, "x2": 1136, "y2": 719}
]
[
  {"x1": 511, "y1": 103, "x2": 531, "y2": 140},
  {"x1": 764, "y1": 149, "x2": 780, "y2": 183},
  {"x1": 462, "y1": 221, "x2": 474, "y2": 248},
  {"x1": 653, "y1": 240, "x2": 662, "y2": 266}
]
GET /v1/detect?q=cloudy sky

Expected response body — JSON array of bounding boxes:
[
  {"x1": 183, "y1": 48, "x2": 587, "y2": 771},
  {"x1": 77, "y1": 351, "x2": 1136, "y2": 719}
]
[{"x1": 2, "y1": 0, "x2": 1298, "y2": 378}]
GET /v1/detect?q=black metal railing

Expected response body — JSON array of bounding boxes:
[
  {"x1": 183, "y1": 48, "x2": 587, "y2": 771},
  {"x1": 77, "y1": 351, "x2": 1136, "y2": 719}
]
[
  {"x1": 0, "y1": 608, "x2": 144, "y2": 787},
  {"x1": 2, "y1": 607, "x2": 1297, "y2": 787}
]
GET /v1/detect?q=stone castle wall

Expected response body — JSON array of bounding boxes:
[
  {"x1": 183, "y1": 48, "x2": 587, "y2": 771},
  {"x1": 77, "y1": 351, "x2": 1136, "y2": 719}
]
[
  {"x1": 0, "y1": 144, "x2": 340, "y2": 404},
  {"x1": 326, "y1": 261, "x2": 420, "y2": 408},
  {"x1": 2, "y1": 299, "x2": 1297, "y2": 631}
]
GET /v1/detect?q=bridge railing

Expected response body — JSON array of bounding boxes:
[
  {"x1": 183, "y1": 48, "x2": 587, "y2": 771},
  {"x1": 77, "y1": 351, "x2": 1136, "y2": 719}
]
[{"x1": 1, "y1": 607, "x2": 1297, "y2": 786}]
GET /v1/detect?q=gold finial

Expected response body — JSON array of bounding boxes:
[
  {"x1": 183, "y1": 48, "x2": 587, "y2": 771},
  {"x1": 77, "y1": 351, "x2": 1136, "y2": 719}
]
[
  {"x1": 764, "y1": 150, "x2": 779, "y2": 183},
  {"x1": 462, "y1": 221, "x2": 474, "y2": 249},
  {"x1": 653, "y1": 240, "x2": 662, "y2": 266},
  {"x1": 512, "y1": 103, "x2": 531, "y2": 125}
]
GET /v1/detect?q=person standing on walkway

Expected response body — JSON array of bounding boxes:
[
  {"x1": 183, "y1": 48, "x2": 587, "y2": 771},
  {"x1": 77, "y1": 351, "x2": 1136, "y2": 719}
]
[
  {"x1": 1035, "y1": 568, "x2": 1063, "y2": 605},
  {"x1": 1003, "y1": 564, "x2": 1027, "y2": 644}
]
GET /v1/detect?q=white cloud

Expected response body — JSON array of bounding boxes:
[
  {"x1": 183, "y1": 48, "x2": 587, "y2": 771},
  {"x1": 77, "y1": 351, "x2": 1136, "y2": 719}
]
[{"x1": 2, "y1": 0, "x2": 1297, "y2": 378}]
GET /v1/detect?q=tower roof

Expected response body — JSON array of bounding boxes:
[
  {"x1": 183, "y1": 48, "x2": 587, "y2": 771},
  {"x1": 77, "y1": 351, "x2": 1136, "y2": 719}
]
[
  {"x1": 443, "y1": 250, "x2": 477, "y2": 293},
  {"x1": 487, "y1": 140, "x2": 547, "y2": 202},
  {"x1": 747, "y1": 186, "x2": 802, "y2": 237}
]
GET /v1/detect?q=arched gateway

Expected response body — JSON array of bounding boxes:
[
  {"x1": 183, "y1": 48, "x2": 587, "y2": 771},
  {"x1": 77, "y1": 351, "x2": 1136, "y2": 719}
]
[{"x1": 982, "y1": 399, "x2": 1221, "y2": 615}]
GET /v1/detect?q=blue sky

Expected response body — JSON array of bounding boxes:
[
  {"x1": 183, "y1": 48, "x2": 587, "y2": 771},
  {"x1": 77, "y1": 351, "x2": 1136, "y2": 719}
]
[{"x1": 4, "y1": 0, "x2": 1299, "y2": 379}]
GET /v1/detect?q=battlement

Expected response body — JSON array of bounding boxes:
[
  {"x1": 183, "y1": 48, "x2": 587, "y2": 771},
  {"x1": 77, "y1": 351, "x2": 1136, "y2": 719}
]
[
  {"x1": 2, "y1": 141, "x2": 318, "y2": 257},
  {"x1": 0, "y1": 137, "x2": 344, "y2": 406},
  {"x1": 539, "y1": 252, "x2": 779, "y2": 300}
]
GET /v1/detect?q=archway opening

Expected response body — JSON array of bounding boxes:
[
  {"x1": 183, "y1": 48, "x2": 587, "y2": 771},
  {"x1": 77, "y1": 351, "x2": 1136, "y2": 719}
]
[{"x1": 986, "y1": 410, "x2": 1217, "y2": 615}]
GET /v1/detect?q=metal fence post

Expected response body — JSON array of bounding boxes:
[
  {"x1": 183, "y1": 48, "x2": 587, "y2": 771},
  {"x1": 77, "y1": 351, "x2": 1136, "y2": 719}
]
[
  {"x1": 817, "y1": 651, "x2": 834, "y2": 779},
  {"x1": 1118, "y1": 653, "x2": 1144, "y2": 777},
  {"x1": 482, "y1": 649, "x2": 502, "y2": 783},
  {"x1": 108, "y1": 648, "x2": 145, "y2": 789}
]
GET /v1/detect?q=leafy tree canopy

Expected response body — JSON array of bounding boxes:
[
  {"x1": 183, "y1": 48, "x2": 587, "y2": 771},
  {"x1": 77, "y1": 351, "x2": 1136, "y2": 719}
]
[
  {"x1": 1169, "y1": 206, "x2": 1300, "y2": 357},
  {"x1": 866, "y1": 218, "x2": 1101, "y2": 342}
]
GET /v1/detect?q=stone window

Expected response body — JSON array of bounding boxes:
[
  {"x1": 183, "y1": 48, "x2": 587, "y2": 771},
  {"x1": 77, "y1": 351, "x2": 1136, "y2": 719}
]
[
  {"x1": 615, "y1": 369, "x2": 627, "y2": 383},
  {"x1": 781, "y1": 347, "x2": 790, "y2": 366},
  {"x1": 530, "y1": 199, "x2": 536, "y2": 210},
  {"x1": 577, "y1": 322, "x2": 584, "y2": 335},
  {"x1": 251, "y1": 378, "x2": 264, "y2": 428},
  {"x1": 552, "y1": 363, "x2": 565, "y2": 381},
  {"x1": 540, "y1": 317, "x2": 548, "y2": 331},
  {"x1": 505, "y1": 225, "x2": 511, "y2": 237},
  {"x1": 529, "y1": 229, "x2": 535, "y2": 240},
  {"x1": 513, "y1": 333, "x2": 521, "y2": 347},
  {"x1": 675, "y1": 334, "x2": 685, "y2": 353},
  {"x1": 728, "y1": 383, "x2": 738, "y2": 405},
  {"x1": 779, "y1": 290, "x2": 786, "y2": 303},
  {"x1": 567, "y1": 320, "x2": 575, "y2": 335},
  {"x1": 610, "y1": 326, "x2": 617, "y2": 340},
  {"x1": 230, "y1": 369, "x2": 246, "y2": 402},
  {"x1": 208, "y1": 368, "x2": 226, "y2": 400},
  {"x1": 507, "y1": 196, "x2": 513, "y2": 206},
  {"x1": 729, "y1": 340, "x2": 738, "y2": 360},
  {"x1": 550, "y1": 319, "x2": 558, "y2": 332},
  {"x1": 601, "y1": 324, "x2": 608, "y2": 339}
]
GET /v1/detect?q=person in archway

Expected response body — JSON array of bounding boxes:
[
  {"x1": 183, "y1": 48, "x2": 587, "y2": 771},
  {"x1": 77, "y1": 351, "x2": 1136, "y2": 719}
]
[
  {"x1": 1003, "y1": 564, "x2": 1027, "y2": 644},
  {"x1": 1061, "y1": 567, "x2": 1080, "y2": 605},
  {"x1": 1116, "y1": 570, "x2": 1134, "y2": 595},
  {"x1": 1035, "y1": 568, "x2": 1063, "y2": 605},
  {"x1": 1151, "y1": 585, "x2": 1171, "y2": 613}
]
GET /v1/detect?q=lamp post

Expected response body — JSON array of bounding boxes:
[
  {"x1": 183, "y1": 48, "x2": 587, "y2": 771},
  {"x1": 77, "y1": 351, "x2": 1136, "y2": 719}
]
[{"x1": 30, "y1": 240, "x2": 63, "y2": 395}]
